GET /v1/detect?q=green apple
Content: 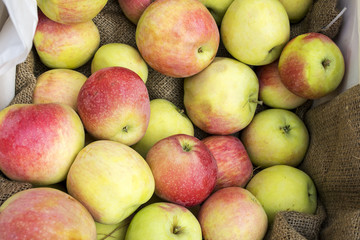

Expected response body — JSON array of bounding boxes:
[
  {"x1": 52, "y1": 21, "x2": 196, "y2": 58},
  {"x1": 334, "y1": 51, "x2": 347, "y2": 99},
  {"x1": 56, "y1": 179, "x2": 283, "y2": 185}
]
[
  {"x1": 184, "y1": 57, "x2": 259, "y2": 135},
  {"x1": 278, "y1": 0, "x2": 313, "y2": 23},
  {"x1": 221, "y1": 0, "x2": 290, "y2": 66},
  {"x1": 246, "y1": 165, "x2": 317, "y2": 224},
  {"x1": 95, "y1": 217, "x2": 132, "y2": 240},
  {"x1": 241, "y1": 108, "x2": 309, "y2": 168},
  {"x1": 125, "y1": 202, "x2": 202, "y2": 240},
  {"x1": 132, "y1": 99, "x2": 194, "y2": 158},
  {"x1": 91, "y1": 43, "x2": 148, "y2": 83},
  {"x1": 198, "y1": 0, "x2": 234, "y2": 25}
]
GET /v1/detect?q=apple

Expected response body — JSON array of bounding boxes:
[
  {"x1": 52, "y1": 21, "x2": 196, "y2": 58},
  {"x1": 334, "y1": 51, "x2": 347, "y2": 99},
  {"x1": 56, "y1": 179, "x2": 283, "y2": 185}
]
[
  {"x1": 118, "y1": 0, "x2": 153, "y2": 25},
  {"x1": 33, "y1": 69, "x2": 88, "y2": 111},
  {"x1": 67, "y1": 140, "x2": 155, "y2": 225},
  {"x1": 146, "y1": 134, "x2": 218, "y2": 207},
  {"x1": 125, "y1": 202, "x2": 202, "y2": 240},
  {"x1": 198, "y1": 187, "x2": 268, "y2": 240},
  {"x1": 184, "y1": 57, "x2": 260, "y2": 135},
  {"x1": 278, "y1": 0, "x2": 313, "y2": 23},
  {"x1": 91, "y1": 43, "x2": 148, "y2": 83},
  {"x1": 221, "y1": 0, "x2": 290, "y2": 66},
  {"x1": 0, "y1": 188, "x2": 96, "y2": 240},
  {"x1": 96, "y1": 217, "x2": 132, "y2": 240},
  {"x1": 33, "y1": 10, "x2": 100, "y2": 69},
  {"x1": 132, "y1": 98, "x2": 194, "y2": 158},
  {"x1": 201, "y1": 135, "x2": 253, "y2": 190},
  {"x1": 246, "y1": 165, "x2": 317, "y2": 224},
  {"x1": 198, "y1": 0, "x2": 234, "y2": 25},
  {"x1": 135, "y1": 0, "x2": 219, "y2": 78},
  {"x1": 241, "y1": 108, "x2": 309, "y2": 168},
  {"x1": 256, "y1": 60, "x2": 307, "y2": 109},
  {"x1": 0, "y1": 103, "x2": 84, "y2": 186},
  {"x1": 37, "y1": 0, "x2": 108, "y2": 24},
  {"x1": 77, "y1": 67, "x2": 150, "y2": 146},
  {"x1": 278, "y1": 32, "x2": 345, "y2": 99}
]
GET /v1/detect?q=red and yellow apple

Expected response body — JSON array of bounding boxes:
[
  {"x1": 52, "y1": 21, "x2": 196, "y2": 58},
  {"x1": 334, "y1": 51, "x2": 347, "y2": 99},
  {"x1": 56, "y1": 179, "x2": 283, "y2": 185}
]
[
  {"x1": 77, "y1": 67, "x2": 150, "y2": 146},
  {"x1": 279, "y1": 32, "x2": 345, "y2": 99},
  {"x1": 0, "y1": 188, "x2": 96, "y2": 240},
  {"x1": 146, "y1": 134, "x2": 218, "y2": 207},
  {"x1": 135, "y1": 0, "x2": 219, "y2": 78},
  {"x1": 118, "y1": 0, "x2": 153, "y2": 24},
  {"x1": 0, "y1": 103, "x2": 84, "y2": 185}
]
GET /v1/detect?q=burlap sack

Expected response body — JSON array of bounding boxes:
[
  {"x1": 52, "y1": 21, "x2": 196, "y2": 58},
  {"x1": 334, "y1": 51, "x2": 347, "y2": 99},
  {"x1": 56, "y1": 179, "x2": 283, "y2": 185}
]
[{"x1": 1, "y1": 0, "x2": 354, "y2": 239}]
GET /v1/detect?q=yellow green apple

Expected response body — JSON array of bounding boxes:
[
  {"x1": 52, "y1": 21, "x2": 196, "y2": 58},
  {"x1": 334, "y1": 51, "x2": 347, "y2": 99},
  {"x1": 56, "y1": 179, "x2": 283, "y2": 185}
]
[
  {"x1": 184, "y1": 57, "x2": 259, "y2": 135},
  {"x1": 246, "y1": 165, "x2": 317, "y2": 224},
  {"x1": 221, "y1": 0, "x2": 290, "y2": 66},
  {"x1": 278, "y1": 0, "x2": 313, "y2": 23},
  {"x1": 132, "y1": 98, "x2": 194, "y2": 158},
  {"x1": 66, "y1": 140, "x2": 155, "y2": 225},
  {"x1": 91, "y1": 43, "x2": 148, "y2": 83},
  {"x1": 198, "y1": 0, "x2": 234, "y2": 25}
]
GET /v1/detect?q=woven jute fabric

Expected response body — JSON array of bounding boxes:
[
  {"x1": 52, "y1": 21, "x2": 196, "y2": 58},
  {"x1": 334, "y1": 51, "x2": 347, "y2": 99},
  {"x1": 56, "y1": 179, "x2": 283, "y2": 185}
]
[{"x1": 1, "y1": 0, "x2": 352, "y2": 238}]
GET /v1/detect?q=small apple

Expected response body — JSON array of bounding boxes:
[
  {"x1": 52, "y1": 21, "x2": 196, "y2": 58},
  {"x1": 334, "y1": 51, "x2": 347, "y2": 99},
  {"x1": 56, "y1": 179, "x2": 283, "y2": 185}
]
[
  {"x1": 278, "y1": 0, "x2": 313, "y2": 23},
  {"x1": 184, "y1": 57, "x2": 259, "y2": 135},
  {"x1": 146, "y1": 134, "x2": 218, "y2": 207},
  {"x1": 278, "y1": 32, "x2": 345, "y2": 99},
  {"x1": 0, "y1": 188, "x2": 96, "y2": 240},
  {"x1": 256, "y1": 60, "x2": 307, "y2": 109},
  {"x1": 118, "y1": 0, "x2": 153, "y2": 24},
  {"x1": 91, "y1": 43, "x2": 148, "y2": 83},
  {"x1": 246, "y1": 165, "x2": 317, "y2": 224},
  {"x1": 125, "y1": 202, "x2": 202, "y2": 240},
  {"x1": 67, "y1": 140, "x2": 155, "y2": 225},
  {"x1": 96, "y1": 217, "x2": 132, "y2": 240},
  {"x1": 136, "y1": 0, "x2": 219, "y2": 78},
  {"x1": 77, "y1": 67, "x2": 150, "y2": 146},
  {"x1": 202, "y1": 135, "x2": 253, "y2": 190},
  {"x1": 33, "y1": 10, "x2": 100, "y2": 69},
  {"x1": 198, "y1": 0, "x2": 234, "y2": 25},
  {"x1": 132, "y1": 98, "x2": 194, "y2": 158},
  {"x1": 221, "y1": 0, "x2": 290, "y2": 66},
  {"x1": 33, "y1": 69, "x2": 88, "y2": 111},
  {"x1": 198, "y1": 187, "x2": 268, "y2": 240},
  {"x1": 0, "y1": 103, "x2": 84, "y2": 185},
  {"x1": 37, "y1": 0, "x2": 108, "y2": 24},
  {"x1": 241, "y1": 108, "x2": 309, "y2": 168}
]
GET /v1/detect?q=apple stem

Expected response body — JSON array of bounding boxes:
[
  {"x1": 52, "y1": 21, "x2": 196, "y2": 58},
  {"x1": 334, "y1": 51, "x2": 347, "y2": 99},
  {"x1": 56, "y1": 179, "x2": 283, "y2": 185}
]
[{"x1": 250, "y1": 99, "x2": 263, "y2": 105}]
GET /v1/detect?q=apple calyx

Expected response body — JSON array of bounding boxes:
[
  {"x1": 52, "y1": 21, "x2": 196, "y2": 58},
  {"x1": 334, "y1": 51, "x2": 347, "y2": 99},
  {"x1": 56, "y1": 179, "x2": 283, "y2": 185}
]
[
  {"x1": 322, "y1": 59, "x2": 331, "y2": 68},
  {"x1": 198, "y1": 47, "x2": 203, "y2": 53},
  {"x1": 122, "y1": 125, "x2": 129, "y2": 133},
  {"x1": 280, "y1": 124, "x2": 291, "y2": 134},
  {"x1": 182, "y1": 142, "x2": 192, "y2": 152},
  {"x1": 172, "y1": 225, "x2": 183, "y2": 234}
]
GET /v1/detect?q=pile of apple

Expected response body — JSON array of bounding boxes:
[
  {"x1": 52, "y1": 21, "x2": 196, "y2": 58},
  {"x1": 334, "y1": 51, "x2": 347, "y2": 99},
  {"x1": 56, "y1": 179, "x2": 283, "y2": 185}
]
[{"x1": 0, "y1": 0, "x2": 345, "y2": 239}]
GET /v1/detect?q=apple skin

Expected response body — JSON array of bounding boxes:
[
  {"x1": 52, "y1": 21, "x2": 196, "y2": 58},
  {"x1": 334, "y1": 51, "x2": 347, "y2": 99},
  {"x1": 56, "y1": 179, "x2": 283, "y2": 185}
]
[
  {"x1": 125, "y1": 202, "x2": 202, "y2": 240},
  {"x1": 77, "y1": 67, "x2": 150, "y2": 146},
  {"x1": 256, "y1": 61, "x2": 307, "y2": 109},
  {"x1": 221, "y1": 0, "x2": 290, "y2": 66},
  {"x1": 278, "y1": 0, "x2": 313, "y2": 23},
  {"x1": 132, "y1": 98, "x2": 194, "y2": 158},
  {"x1": 0, "y1": 188, "x2": 96, "y2": 240},
  {"x1": 37, "y1": 0, "x2": 108, "y2": 24},
  {"x1": 33, "y1": 69, "x2": 87, "y2": 111},
  {"x1": 198, "y1": 187, "x2": 268, "y2": 240},
  {"x1": 241, "y1": 108, "x2": 309, "y2": 168},
  {"x1": 202, "y1": 135, "x2": 253, "y2": 190},
  {"x1": 198, "y1": 0, "x2": 234, "y2": 25},
  {"x1": 118, "y1": 0, "x2": 153, "y2": 25},
  {"x1": 184, "y1": 57, "x2": 259, "y2": 135},
  {"x1": 95, "y1": 217, "x2": 131, "y2": 240},
  {"x1": 146, "y1": 134, "x2": 218, "y2": 207},
  {"x1": 278, "y1": 32, "x2": 345, "y2": 99},
  {"x1": 91, "y1": 43, "x2": 148, "y2": 83},
  {"x1": 33, "y1": 10, "x2": 100, "y2": 69},
  {"x1": 66, "y1": 140, "x2": 155, "y2": 225},
  {"x1": 246, "y1": 165, "x2": 317, "y2": 224},
  {"x1": 0, "y1": 103, "x2": 85, "y2": 186},
  {"x1": 136, "y1": 0, "x2": 219, "y2": 78}
]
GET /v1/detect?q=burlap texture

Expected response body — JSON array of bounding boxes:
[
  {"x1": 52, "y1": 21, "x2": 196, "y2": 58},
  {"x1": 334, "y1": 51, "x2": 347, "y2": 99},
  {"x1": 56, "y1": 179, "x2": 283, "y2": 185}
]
[{"x1": 1, "y1": 0, "x2": 353, "y2": 239}]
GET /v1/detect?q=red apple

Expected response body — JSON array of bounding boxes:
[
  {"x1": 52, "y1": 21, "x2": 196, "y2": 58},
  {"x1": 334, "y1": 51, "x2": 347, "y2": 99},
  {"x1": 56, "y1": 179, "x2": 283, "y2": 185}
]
[
  {"x1": 136, "y1": 0, "x2": 219, "y2": 78},
  {"x1": 146, "y1": 134, "x2": 218, "y2": 207},
  {"x1": 77, "y1": 67, "x2": 150, "y2": 146},
  {"x1": 198, "y1": 187, "x2": 268, "y2": 240},
  {"x1": 118, "y1": 0, "x2": 153, "y2": 24},
  {"x1": 202, "y1": 135, "x2": 253, "y2": 190},
  {"x1": 0, "y1": 188, "x2": 96, "y2": 240}
]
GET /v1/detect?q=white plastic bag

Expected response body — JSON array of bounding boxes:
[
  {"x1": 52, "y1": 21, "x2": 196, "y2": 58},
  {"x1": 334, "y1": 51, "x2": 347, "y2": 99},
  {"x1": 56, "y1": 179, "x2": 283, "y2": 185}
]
[{"x1": 0, "y1": 0, "x2": 38, "y2": 110}]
